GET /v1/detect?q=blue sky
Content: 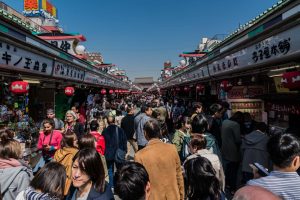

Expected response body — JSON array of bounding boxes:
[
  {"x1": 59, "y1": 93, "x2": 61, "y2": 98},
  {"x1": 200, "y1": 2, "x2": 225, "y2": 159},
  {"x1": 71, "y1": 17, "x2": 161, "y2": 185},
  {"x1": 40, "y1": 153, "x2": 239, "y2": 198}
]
[{"x1": 3, "y1": 0, "x2": 278, "y2": 80}]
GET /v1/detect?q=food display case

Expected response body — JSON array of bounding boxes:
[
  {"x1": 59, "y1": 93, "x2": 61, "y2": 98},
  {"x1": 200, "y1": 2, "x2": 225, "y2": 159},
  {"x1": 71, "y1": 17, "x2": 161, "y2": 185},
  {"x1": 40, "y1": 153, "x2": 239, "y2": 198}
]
[{"x1": 228, "y1": 99, "x2": 264, "y2": 122}]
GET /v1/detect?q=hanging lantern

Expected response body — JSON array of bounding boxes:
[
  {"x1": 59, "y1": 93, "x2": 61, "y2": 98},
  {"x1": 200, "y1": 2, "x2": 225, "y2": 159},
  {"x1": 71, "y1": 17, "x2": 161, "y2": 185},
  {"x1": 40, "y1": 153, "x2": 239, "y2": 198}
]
[
  {"x1": 115, "y1": 89, "x2": 119, "y2": 93},
  {"x1": 220, "y1": 80, "x2": 233, "y2": 92},
  {"x1": 64, "y1": 86, "x2": 75, "y2": 96},
  {"x1": 196, "y1": 84, "x2": 205, "y2": 93},
  {"x1": 10, "y1": 81, "x2": 29, "y2": 95},
  {"x1": 100, "y1": 89, "x2": 107, "y2": 95},
  {"x1": 184, "y1": 86, "x2": 190, "y2": 92},
  {"x1": 109, "y1": 89, "x2": 114, "y2": 94},
  {"x1": 281, "y1": 71, "x2": 300, "y2": 90},
  {"x1": 175, "y1": 87, "x2": 181, "y2": 91}
]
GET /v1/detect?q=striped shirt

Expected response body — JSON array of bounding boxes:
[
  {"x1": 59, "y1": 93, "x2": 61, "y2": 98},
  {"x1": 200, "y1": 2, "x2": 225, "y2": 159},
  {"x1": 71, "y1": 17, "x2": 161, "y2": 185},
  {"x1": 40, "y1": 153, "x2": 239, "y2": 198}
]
[{"x1": 247, "y1": 171, "x2": 300, "y2": 200}]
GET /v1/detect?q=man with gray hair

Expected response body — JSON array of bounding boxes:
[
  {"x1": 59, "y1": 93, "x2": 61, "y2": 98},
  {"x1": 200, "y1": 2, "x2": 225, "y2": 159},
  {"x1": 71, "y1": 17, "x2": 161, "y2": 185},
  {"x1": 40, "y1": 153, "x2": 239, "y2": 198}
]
[
  {"x1": 40, "y1": 108, "x2": 64, "y2": 131},
  {"x1": 233, "y1": 186, "x2": 281, "y2": 200}
]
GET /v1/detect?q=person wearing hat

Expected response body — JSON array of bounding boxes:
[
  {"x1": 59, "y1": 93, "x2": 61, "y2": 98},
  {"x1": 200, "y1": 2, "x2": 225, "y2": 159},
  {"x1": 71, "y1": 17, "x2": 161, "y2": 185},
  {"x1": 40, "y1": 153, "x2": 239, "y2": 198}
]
[{"x1": 40, "y1": 108, "x2": 64, "y2": 131}]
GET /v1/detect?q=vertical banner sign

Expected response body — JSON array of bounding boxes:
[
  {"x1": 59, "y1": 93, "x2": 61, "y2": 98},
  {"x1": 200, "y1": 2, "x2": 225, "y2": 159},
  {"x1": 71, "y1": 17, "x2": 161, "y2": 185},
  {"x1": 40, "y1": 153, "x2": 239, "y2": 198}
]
[{"x1": 24, "y1": 0, "x2": 39, "y2": 11}]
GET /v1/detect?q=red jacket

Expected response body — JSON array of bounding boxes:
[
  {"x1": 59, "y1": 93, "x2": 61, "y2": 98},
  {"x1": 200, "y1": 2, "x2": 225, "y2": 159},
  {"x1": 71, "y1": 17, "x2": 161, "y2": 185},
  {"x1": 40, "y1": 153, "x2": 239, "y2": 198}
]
[
  {"x1": 90, "y1": 131, "x2": 106, "y2": 155},
  {"x1": 37, "y1": 130, "x2": 62, "y2": 158}
]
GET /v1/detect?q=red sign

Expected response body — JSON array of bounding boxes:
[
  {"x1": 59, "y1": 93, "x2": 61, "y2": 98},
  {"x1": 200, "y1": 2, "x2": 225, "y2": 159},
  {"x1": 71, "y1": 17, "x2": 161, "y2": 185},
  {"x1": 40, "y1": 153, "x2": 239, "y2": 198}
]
[
  {"x1": 10, "y1": 81, "x2": 29, "y2": 95},
  {"x1": 64, "y1": 87, "x2": 75, "y2": 96},
  {"x1": 281, "y1": 71, "x2": 300, "y2": 90},
  {"x1": 220, "y1": 80, "x2": 233, "y2": 92},
  {"x1": 24, "y1": 0, "x2": 39, "y2": 11}
]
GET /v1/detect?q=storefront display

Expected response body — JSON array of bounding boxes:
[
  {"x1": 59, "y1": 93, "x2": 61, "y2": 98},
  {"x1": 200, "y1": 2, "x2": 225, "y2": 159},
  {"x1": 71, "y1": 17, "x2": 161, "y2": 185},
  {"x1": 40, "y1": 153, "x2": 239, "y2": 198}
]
[{"x1": 229, "y1": 99, "x2": 264, "y2": 122}]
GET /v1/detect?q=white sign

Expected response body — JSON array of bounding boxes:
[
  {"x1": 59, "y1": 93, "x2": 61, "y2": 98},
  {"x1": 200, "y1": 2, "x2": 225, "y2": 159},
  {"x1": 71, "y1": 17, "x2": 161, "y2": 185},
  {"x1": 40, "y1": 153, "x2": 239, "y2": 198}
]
[
  {"x1": 53, "y1": 61, "x2": 85, "y2": 81},
  {"x1": 0, "y1": 41, "x2": 53, "y2": 75}
]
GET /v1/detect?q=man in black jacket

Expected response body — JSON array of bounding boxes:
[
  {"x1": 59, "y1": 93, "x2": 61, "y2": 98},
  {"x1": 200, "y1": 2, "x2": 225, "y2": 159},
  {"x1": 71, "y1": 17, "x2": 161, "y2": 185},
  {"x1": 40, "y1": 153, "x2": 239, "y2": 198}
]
[
  {"x1": 102, "y1": 113, "x2": 127, "y2": 189},
  {"x1": 121, "y1": 104, "x2": 138, "y2": 159}
]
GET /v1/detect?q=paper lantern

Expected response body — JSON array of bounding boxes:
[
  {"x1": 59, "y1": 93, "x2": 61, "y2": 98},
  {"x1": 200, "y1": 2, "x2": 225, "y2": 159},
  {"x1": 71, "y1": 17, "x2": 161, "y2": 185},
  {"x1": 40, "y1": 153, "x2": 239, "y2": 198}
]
[
  {"x1": 109, "y1": 89, "x2": 114, "y2": 94},
  {"x1": 100, "y1": 89, "x2": 107, "y2": 95},
  {"x1": 184, "y1": 86, "x2": 190, "y2": 92},
  {"x1": 175, "y1": 87, "x2": 181, "y2": 91},
  {"x1": 281, "y1": 71, "x2": 300, "y2": 90},
  {"x1": 64, "y1": 86, "x2": 75, "y2": 96},
  {"x1": 10, "y1": 81, "x2": 29, "y2": 95},
  {"x1": 196, "y1": 84, "x2": 205, "y2": 93},
  {"x1": 115, "y1": 89, "x2": 119, "y2": 93},
  {"x1": 220, "y1": 80, "x2": 233, "y2": 92}
]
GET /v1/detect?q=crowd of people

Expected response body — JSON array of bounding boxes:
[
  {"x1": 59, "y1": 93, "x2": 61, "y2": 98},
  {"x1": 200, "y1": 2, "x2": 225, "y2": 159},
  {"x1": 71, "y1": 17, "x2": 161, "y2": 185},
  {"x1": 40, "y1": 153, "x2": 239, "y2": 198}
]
[{"x1": 0, "y1": 94, "x2": 299, "y2": 200}]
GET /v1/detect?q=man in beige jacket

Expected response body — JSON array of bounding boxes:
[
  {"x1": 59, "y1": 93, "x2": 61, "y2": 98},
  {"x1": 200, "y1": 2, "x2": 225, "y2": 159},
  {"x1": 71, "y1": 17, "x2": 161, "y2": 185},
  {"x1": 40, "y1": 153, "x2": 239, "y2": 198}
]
[{"x1": 135, "y1": 119, "x2": 184, "y2": 200}]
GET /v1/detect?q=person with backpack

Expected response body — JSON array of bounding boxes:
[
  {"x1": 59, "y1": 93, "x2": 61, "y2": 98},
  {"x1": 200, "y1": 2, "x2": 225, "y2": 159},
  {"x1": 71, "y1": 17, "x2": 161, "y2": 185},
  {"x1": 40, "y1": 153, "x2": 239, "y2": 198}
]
[{"x1": 172, "y1": 116, "x2": 191, "y2": 162}]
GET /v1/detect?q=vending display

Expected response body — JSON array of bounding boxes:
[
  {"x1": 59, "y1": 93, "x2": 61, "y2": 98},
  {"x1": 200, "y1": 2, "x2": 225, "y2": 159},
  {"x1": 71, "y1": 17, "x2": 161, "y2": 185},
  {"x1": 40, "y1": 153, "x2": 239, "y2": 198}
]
[{"x1": 229, "y1": 100, "x2": 263, "y2": 121}]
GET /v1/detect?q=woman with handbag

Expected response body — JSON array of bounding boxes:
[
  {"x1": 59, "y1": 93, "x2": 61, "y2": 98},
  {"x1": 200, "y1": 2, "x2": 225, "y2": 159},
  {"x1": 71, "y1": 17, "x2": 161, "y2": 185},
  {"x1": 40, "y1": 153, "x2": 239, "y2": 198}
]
[{"x1": 33, "y1": 118, "x2": 62, "y2": 173}]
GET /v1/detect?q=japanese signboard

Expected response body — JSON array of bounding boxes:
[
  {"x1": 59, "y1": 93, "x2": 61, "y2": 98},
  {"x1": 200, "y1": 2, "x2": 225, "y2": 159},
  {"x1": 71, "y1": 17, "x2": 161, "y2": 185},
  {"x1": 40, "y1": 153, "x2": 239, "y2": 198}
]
[
  {"x1": 53, "y1": 61, "x2": 85, "y2": 81},
  {"x1": 0, "y1": 41, "x2": 53, "y2": 75},
  {"x1": 84, "y1": 72, "x2": 101, "y2": 85},
  {"x1": 24, "y1": 0, "x2": 38, "y2": 11},
  {"x1": 23, "y1": 0, "x2": 57, "y2": 18},
  {"x1": 50, "y1": 40, "x2": 75, "y2": 55},
  {"x1": 208, "y1": 24, "x2": 299, "y2": 76}
]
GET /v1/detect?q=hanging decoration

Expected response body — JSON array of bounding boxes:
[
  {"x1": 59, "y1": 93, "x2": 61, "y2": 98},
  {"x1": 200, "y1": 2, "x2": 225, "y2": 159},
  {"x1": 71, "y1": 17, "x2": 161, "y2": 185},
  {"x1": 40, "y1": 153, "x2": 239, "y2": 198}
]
[
  {"x1": 220, "y1": 80, "x2": 233, "y2": 92},
  {"x1": 196, "y1": 84, "x2": 205, "y2": 93},
  {"x1": 64, "y1": 86, "x2": 75, "y2": 96},
  {"x1": 109, "y1": 89, "x2": 114, "y2": 94},
  {"x1": 10, "y1": 81, "x2": 29, "y2": 95},
  {"x1": 100, "y1": 89, "x2": 107, "y2": 95},
  {"x1": 184, "y1": 86, "x2": 190, "y2": 92},
  {"x1": 281, "y1": 71, "x2": 300, "y2": 90},
  {"x1": 175, "y1": 87, "x2": 181, "y2": 91}
]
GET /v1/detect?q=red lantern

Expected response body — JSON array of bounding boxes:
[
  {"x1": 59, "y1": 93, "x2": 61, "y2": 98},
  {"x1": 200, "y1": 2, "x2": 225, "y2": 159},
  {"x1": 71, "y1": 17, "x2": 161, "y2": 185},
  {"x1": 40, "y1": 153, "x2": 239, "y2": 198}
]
[
  {"x1": 220, "y1": 80, "x2": 233, "y2": 92},
  {"x1": 64, "y1": 86, "x2": 75, "y2": 96},
  {"x1": 196, "y1": 84, "x2": 205, "y2": 93},
  {"x1": 115, "y1": 89, "x2": 119, "y2": 93},
  {"x1": 101, "y1": 89, "x2": 107, "y2": 95},
  {"x1": 109, "y1": 89, "x2": 114, "y2": 94},
  {"x1": 10, "y1": 81, "x2": 29, "y2": 95},
  {"x1": 281, "y1": 71, "x2": 300, "y2": 90},
  {"x1": 184, "y1": 86, "x2": 190, "y2": 92}
]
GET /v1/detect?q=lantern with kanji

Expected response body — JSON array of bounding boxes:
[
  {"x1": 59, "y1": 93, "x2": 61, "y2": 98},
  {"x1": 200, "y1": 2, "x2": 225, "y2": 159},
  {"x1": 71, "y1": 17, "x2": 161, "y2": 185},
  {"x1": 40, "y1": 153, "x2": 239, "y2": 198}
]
[
  {"x1": 184, "y1": 86, "x2": 190, "y2": 92},
  {"x1": 220, "y1": 80, "x2": 233, "y2": 92},
  {"x1": 64, "y1": 86, "x2": 75, "y2": 96},
  {"x1": 100, "y1": 89, "x2": 107, "y2": 95},
  {"x1": 281, "y1": 71, "x2": 300, "y2": 90},
  {"x1": 196, "y1": 84, "x2": 205, "y2": 93},
  {"x1": 109, "y1": 89, "x2": 114, "y2": 94},
  {"x1": 10, "y1": 81, "x2": 29, "y2": 95}
]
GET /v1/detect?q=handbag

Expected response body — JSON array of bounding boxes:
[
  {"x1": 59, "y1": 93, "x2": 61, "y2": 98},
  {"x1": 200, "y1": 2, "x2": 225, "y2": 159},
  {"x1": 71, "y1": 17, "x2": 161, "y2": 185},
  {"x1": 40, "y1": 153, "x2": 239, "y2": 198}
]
[{"x1": 114, "y1": 126, "x2": 126, "y2": 164}]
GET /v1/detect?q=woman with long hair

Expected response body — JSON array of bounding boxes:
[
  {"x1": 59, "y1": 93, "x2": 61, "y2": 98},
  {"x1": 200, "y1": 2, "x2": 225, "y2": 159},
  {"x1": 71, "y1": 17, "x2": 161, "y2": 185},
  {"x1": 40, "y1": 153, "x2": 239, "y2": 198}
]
[
  {"x1": 78, "y1": 134, "x2": 108, "y2": 183},
  {"x1": 184, "y1": 156, "x2": 224, "y2": 200},
  {"x1": 16, "y1": 162, "x2": 66, "y2": 200},
  {"x1": 33, "y1": 119, "x2": 62, "y2": 173},
  {"x1": 0, "y1": 128, "x2": 33, "y2": 199},
  {"x1": 54, "y1": 131, "x2": 79, "y2": 196},
  {"x1": 67, "y1": 148, "x2": 113, "y2": 200}
]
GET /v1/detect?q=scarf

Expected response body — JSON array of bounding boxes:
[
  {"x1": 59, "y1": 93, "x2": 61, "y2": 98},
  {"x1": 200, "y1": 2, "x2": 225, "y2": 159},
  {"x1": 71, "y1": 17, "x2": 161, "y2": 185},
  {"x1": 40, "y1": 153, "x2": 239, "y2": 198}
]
[{"x1": 24, "y1": 187, "x2": 59, "y2": 200}]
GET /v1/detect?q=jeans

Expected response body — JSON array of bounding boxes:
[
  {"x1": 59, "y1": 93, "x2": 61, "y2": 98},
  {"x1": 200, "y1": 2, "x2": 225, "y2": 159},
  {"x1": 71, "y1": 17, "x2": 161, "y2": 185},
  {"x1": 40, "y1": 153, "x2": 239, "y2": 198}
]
[{"x1": 107, "y1": 160, "x2": 115, "y2": 189}]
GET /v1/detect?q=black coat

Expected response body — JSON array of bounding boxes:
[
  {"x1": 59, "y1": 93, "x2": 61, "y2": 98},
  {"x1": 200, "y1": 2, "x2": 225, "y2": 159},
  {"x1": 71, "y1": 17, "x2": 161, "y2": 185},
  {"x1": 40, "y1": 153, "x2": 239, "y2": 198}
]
[
  {"x1": 102, "y1": 124, "x2": 127, "y2": 161},
  {"x1": 67, "y1": 184, "x2": 114, "y2": 200}
]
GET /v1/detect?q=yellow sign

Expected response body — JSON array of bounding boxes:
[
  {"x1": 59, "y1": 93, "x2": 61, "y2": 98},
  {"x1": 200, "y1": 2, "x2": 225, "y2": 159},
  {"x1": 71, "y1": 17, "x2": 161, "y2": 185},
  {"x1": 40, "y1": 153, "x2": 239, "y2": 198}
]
[{"x1": 273, "y1": 77, "x2": 296, "y2": 93}]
